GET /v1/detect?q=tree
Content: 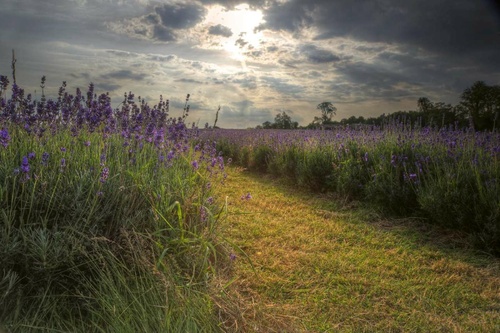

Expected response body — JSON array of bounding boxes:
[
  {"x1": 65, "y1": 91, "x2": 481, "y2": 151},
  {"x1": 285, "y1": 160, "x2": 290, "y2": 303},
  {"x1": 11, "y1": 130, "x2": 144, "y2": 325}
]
[
  {"x1": 274, "y1": 111, "x2": 293, "y2": 129},
  {"x1": 459, "y1": 81, "x2": 500, "y2": 130},
  {"x1": 316, "y1": 102, "x2": 337, "y2": 124},
  {"x1": 260, "y1": 111, "x2": 298, "y2": 129}
]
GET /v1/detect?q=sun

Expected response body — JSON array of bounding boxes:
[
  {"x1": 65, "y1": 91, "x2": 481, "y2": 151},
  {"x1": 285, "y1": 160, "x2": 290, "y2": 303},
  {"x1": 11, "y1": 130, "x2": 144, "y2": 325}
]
[{"x1": 205, "y1": 4, "x2": 264, "y2": 61}]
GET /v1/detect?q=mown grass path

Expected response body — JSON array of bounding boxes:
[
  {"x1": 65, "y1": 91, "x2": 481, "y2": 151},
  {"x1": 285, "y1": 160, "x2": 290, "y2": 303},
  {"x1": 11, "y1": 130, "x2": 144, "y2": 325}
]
[{"x1": 217, "y1": 167, "x2": 500, "y2": 332}]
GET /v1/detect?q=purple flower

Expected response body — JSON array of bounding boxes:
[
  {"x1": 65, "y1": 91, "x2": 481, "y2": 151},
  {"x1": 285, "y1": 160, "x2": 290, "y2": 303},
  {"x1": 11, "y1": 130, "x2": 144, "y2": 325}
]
[
  {"x1": 200, "y1": 206, "x2": 207, "y2": 222},
  {"x1": 191, "y1": 160, "x2": 199, "y2": 170},
  {"x1": 41, "y1": 152, "x2": 49, "y2": 166},
  {"x1": 100, "y1": 153, "x2": 106, "y2": 166},
  {"x1": 60, "y1": 158, "x2": 66, "y2": 172},
  {"x1": 206, "y1": 196, "x2": 214, "y2": 205},
  {"x1": 100, "y1": 167, "x2": 109, "y2": 183},
  {"x1": 0, "y1": 128, "x2": 10, "y2": 148},
  {"x1": 241, "y1": 193, "x2": 252, "y2": 200},
  {"x1": 21, "y1": 156, "x2": 30, "y2": 173},
  {"x1": 28, "y1": 152, "x2": 36, "y2": 160},
  {"x1": 229, "y1": 253, "x2": 237, "y2": 261},
  {"x1": 84, "y1": 141, "x2": 91, "y2": 147},
  {"x1": 60, "y1": 147, "x2": 66, "y2": 153}
]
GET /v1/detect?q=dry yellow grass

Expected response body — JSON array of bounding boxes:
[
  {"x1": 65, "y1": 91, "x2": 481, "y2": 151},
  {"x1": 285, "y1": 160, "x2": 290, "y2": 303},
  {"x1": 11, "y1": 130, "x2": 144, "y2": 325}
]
[{"x1": 215, "y1": 167, "x2": 500, "y2": 332}]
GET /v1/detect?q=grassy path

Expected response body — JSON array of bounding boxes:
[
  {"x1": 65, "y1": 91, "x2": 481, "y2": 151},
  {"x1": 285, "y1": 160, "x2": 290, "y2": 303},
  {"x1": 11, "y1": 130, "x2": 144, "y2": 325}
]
[{"x1": 217, "y1": 167, "x2": 500, "y2": 332}]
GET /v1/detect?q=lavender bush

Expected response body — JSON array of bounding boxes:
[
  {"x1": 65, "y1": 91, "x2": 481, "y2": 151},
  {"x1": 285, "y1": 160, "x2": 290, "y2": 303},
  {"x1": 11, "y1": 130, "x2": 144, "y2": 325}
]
[
  {"x1": 204, "y1": 125, "x2": 500, "y2": 254},
  {"x1": 0, "y1": 76, "x2": 229, "y2": 332}
]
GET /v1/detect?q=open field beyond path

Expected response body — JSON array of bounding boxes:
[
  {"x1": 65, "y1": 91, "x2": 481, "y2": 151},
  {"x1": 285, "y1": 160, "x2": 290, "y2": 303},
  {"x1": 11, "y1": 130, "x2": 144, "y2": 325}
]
[{"x1": 217, "y1": 167, "x2": 500, "y2": 332}]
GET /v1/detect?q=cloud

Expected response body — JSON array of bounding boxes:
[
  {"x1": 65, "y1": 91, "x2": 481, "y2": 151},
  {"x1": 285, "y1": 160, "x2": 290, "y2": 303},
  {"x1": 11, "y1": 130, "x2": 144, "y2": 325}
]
[
  {"x1": 208, "y1": 24, "x2": 233, "y2": 37},
  {"x1": 95, "y1": 82, "x2": 122, "y2": 92},
  {"x1": 101, "y1": 70, "x2": 147, "y2": 81},
  {"x1": 300, "y1": 44, "x2": 340, "y2": 63},
  {"x1": 260, "y1": 76, "x2": 304, "y2": 96},
  {"x1": 153, "y1": 24, "x2": 177, "y2": 41},
  {"x1": 155, "y1": 2, "x2": 207, "y2": 29}
]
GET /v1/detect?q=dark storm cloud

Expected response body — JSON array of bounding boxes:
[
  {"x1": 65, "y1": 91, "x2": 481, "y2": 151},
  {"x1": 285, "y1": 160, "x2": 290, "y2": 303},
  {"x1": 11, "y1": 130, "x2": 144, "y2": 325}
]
[
  {"x1": 155, "y1": 2, "x2": 207, "y2": 29},
  {"x1": 300, "y1": 44, "x2": 340, "y2": 63},
  {"x1": 256, "y1": 0, "x2": 314, "y2": 32},
  {"x1": 208, "y1": 24, "x2": 233, "y2": 37},
  {"x1": 260, "y1": 0, "x2": 500, "y2": 62}
]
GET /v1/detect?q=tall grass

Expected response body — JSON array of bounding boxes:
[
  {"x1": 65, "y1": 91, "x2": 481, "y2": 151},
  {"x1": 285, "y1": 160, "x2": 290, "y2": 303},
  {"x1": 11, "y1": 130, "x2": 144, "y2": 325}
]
[
  {"x1": 0, "y1": 76, "x2": 228, "y2": 332},
  {"x1": 204, "y1": 126, "x2": 500, "y2": 254}
]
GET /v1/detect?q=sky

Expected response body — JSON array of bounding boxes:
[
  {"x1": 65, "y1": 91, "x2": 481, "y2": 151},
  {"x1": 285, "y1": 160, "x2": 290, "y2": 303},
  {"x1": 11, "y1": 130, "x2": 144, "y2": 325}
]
[{"x1": 1, "y1": 0, "x2": 499, "y2": 128}]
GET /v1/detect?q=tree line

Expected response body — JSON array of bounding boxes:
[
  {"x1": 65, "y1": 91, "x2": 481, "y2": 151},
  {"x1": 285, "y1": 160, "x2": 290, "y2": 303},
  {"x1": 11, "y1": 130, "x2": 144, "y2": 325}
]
[{"x1": 257, "y1": 81, "x2": 500, "y2": 131}]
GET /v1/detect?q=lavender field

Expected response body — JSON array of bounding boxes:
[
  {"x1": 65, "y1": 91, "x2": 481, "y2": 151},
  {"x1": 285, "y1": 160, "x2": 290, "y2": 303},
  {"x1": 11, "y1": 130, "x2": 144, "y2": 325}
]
[
  {"x1": 0, "y1": 74, "x2": 499, "y2": 332},
  {"x1": 0, "y1": 77, "x2": 228, "y2": 332},
  {"x1": 204, "y1": 125, "x2": 500, "y2": 254}
]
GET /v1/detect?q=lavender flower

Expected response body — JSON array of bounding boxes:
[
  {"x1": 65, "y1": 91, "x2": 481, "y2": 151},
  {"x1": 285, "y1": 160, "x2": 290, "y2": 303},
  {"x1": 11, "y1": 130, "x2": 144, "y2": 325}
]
[
  {"x1": 21, "y1": 156, "x2": 30, "y2": 173},
  {"x1": 99, "y1": 167, "x2": 109, "y2": 183},
  {"x1": 0, "y1": 128, "x2": 10, "y2": 148},
  {"x1": 41, "y1": 152, "x2": 49, "y2": 166},
  {"x1": 241, "y1": 193, "x2": 252, "y2": 200},
  {"x1": 60, "y1": 158, "x2": 66, "y2": 172}
]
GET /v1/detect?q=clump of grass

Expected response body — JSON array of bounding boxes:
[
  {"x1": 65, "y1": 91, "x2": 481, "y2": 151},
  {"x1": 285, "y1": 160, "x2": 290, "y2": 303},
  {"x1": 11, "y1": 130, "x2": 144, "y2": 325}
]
[{"x1": 0, "y1": 75, "x2": 229, "y2": 332}]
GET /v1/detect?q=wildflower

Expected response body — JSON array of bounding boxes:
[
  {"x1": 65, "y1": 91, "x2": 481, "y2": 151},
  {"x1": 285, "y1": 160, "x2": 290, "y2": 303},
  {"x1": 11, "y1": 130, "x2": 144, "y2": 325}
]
[
  {"x1": 200, "y1": 206, "x2": 207, "y2": 222},
  {"x1": 28, "y1": 152, "x2": 36, "y2": 160},
  {"x1": 100, "y1": 153, "x2": 106, "y2": 166},
  {"x1": 60, "y1": 147, "x2": 66, "y2": 153},
  {"x1": 84, "y1": 141, "x2": 91, "y2": 147},
  {"x1": 229, "y1": 253, "x2": 237, "y2": 261},
  {"x1": 41, "y1": 152, "x2": 49, "y2": 166},
  {"x1": 60, "y1": 158, "x2": 66, "y2": 172},
  {"x1": 96, "y1": 191, "x2": 104, "y2": 197},
  {"x1": 0, "y1": 128, "x2": 10, "y2": 148},
  {"x1": 192, "y1": 160, "x2": 199, "y2": 170},
  {"x1": 100, "y1": 167, "x2": 109, "y2": 183},
  {"x1": 206, "y1": 196, "x2": 214, "y2": 205},
  {"x1": 241, "y1": 193, "x2": 252, "y2": 200},
  {"x1": 21, "y1": 156, "x2": 30, "y2": 173}
]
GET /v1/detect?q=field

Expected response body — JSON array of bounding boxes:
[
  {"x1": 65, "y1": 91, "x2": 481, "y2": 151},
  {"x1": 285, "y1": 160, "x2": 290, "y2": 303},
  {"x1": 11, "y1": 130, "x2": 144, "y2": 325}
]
[
  {"x1": 205, "y1": 126, "x2": 500, "y2": 254},
  {"x1": 0, "y1": 81, "x2": 230, "y2": 332},
  {"x1": 1, "y1": 78, "x2": 499, "y2": 332}
]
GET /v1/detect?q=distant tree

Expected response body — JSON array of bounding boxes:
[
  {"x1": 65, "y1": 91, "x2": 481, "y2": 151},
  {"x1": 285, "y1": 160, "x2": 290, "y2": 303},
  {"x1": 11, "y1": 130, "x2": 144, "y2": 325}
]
[
  {"x1": 260, "y1": 111, "x2": 298, "y2": 129},
  {"x1": 261, "y1": 121, "x2": 273, "y2": 129},
  {"x1": 274, "y1": 111, "x2": 293, "y2": 129},
  {"x1": 315, "y1": 102, "x2": 337, "y2": 124},
  {"x1": 460, "y1": 81, "x2": 500, "y2": 130}
]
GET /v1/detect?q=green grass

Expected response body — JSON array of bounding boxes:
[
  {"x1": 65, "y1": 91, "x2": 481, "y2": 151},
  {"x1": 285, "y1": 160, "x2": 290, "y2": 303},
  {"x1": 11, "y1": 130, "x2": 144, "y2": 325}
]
[
  {"x1": 218, "y1": 167, "x2": 500, "y2": 332},
  {"x1": 0, "y1": 127, "x2": 227, "y2": 332}
]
